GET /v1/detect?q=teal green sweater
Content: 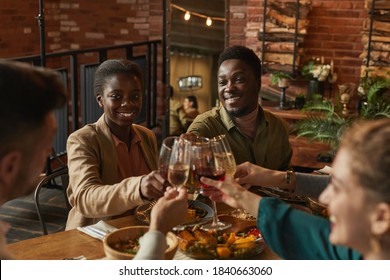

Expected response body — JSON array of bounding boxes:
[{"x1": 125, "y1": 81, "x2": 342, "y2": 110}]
[{"x1": 258, "y1": 197, "x2": 362, "y2": 260}]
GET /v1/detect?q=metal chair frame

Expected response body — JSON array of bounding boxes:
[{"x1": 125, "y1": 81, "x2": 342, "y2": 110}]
[{"x1": 34, "y1": 166, "x2": 70, "y2": 235}]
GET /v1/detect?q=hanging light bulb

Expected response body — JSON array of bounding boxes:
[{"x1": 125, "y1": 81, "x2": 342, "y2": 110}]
[
  {"x1": 206, "y1": 17, "x2": 212, "y2": 26},
  {"x1": 184, "y1": 11, "x2": 191, "y2": 21}
]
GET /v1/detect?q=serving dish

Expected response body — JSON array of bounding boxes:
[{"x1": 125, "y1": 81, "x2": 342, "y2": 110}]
[
  {"x1": 175, "y1": 215, "x2": 265, "y2": 259},
  {"x1": 307, "y1": 197, "x2": 329, "y2": 218},
  {"x1": 135, "y1": 199, "x2": 213, "y2": 226},
  {"x1": 103, "y1": 226, "x2": 178, "y2": 260},
  {"x1": 250, "y1": 186, "x2": 307, "y2": 204}
]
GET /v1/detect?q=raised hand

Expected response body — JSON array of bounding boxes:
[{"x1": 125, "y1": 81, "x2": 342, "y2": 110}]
[
  {"x1": 150, "y1": 186, "x2": 188, "y2": 234},
  {"x1": 200, "y1": 175, "x2": 261, "y2": 218},
  {"x1": 139, "y1": 170, "x2": 166, "y2": 200}
]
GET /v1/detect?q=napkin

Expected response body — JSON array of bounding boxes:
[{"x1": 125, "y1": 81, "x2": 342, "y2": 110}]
[
  {"x1": 314, "y1": 165, "x2": 333, "y2": 175},
  {"x1": 77, "y1": 220, "x2": 117, "y2": 241}
]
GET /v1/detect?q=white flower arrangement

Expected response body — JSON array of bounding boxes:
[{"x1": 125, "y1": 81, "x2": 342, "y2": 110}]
[
  {"x1": 311, "y1": 64, "x2": 331, "y2": 81},
  {"x1": 302, "y1": 57, "x2": 337, "y2": 83}
]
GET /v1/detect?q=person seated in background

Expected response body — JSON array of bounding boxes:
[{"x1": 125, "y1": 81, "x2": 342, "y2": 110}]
[
  {"x1": 66, "y1": 59, "x2": 165, "y2": 230},
  {"x1": 134, "y1": 186, "x2": 187, "y2": 259},
  {"x1": 169, "y1": 85, "x2": 187, "y2": 136},
  {"x1": 0, "y1": 61, "x2": 67, "y2": 259},
  {"x1": 183, "y1": 95, "x2": 200, "y2": 124},
  {"x1": 202, "y1": 119, "x2": 390, "y2": 260},
  {"x1": 235, "y1": 162, "x2": 330, "y2": 199},
  {"x1": 187, "y1": 45, "x2": 292, "y2": 171}
]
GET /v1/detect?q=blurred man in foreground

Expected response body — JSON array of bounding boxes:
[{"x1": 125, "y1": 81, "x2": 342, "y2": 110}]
[{"x1": 0, "y1": 60, "x2": 67, "y2": 259}]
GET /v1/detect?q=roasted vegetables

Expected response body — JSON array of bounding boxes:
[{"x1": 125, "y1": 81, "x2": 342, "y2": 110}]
[
  {"x1": 177, "y1": 227, "x2": 264, "y2": 259},
  {"x1": 111, "y1": 235, "x2": 142, "y2": 254}
]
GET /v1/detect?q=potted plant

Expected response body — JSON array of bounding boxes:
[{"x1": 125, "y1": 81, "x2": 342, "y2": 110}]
[
  {"x1": 295, "y1": 77, "x2": 390, "y2": 160},
  {"x1": 270, "y1": 71, "x2": 293, "y2": 88}
]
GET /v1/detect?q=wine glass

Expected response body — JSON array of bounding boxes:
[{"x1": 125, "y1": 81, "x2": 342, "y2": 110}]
[
  {"x1": 158, "y1": 136, "x2": 179, "y2": 188},
  {"x1": 212, "y1": 134, "x2": 255, "y2": 221},
  {"x1": 167, "y1": 138, "x2": 191, "y2": 189},
  {"x1": 181, "y1": 134, "x2": 210, "y2": 195},
  {"x1": 192, "y1": 140, "x2": 231, "y2": 231},
  {"x1": 211, "y1": 134, "x2": 236, "y2": 177}
]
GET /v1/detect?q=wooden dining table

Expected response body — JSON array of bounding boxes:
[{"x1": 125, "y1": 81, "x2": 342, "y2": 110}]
[{"x1": 6, "y1": 201, "x2": 281, "y2": 260}]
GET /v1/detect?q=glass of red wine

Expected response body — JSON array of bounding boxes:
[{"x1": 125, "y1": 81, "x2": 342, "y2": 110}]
[{"x1": 192, "y1": 139, "x2": 231, "y2": 231}]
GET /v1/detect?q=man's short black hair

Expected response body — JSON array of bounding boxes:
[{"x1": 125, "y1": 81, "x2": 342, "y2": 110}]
[{"x1": 218, "y1": 45, "x2": 262, "y2": 79}]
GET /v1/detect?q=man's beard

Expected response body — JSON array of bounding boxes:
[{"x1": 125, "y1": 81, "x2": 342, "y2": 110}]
[{"x1": 225, "y1": 106, "x2": 253, "y2": 118}]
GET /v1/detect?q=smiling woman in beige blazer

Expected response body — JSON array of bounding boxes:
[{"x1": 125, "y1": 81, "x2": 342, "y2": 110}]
[{"x1": 66, "y1": 59, "x2": 164, "y2": 230}]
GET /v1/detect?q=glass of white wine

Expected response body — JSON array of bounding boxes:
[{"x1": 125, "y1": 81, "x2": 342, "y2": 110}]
[
  {"x1": 158, "y1": 136, "x2": 179, "y2": 188},
  {"x1": 212, "y1": 134, "x2": 236, "y2": 177},
  {"x1": 212, "y1": 134, "x2": 255, "y2": 221},
  {"x1": 167, "y1": 138, "x2": 191, "y2": 189},
  {"x1": 181, "y1": 134, "x2": 210, "y2": 195}
]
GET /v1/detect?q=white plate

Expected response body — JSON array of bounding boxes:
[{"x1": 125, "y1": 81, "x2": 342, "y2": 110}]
[{"x1": 135, "y1": 200, "x2": 214, "y2": 226}]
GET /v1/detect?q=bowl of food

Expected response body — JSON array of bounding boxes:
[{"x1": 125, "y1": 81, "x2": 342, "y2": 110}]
[
  {"x1": 176, "y1": 224, "x2": 264, "y2": 259},
  {"x1": 103, "y1": 226, "x2": 178, "y2": 260}
]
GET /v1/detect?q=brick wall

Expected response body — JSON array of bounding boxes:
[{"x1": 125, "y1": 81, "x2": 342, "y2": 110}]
[
  {"x1": 0, "y1": 0, "x2": 166, "y2": 123},
  {"x1": 228, "y1": 0, "x2": 368, "y2": 98},
  {"x1": 0, "y1": 0, "x2": 369, "y2": 102},
  {"x1": 0, "y1": 0, "x2": 163, "y2": 56}
]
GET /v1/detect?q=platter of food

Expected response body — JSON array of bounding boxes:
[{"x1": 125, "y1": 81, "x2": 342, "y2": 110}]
[
  {"x1": 307, "y1": 197, "x2": 329, "y2": 218},
  {"x1": 250, "y1": 186, "x2": 307, "y2": 204},
  {"x1": 135, "y1": 200, "x2": 213, "y2": 225},
  {"x1": 176, "y1": 219, "x2": 264, "y2": 259}
]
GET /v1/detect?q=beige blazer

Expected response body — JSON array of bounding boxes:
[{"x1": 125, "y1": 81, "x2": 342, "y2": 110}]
[{"x1": 65, "y1": 115, "x2": 158, "y2": 230}]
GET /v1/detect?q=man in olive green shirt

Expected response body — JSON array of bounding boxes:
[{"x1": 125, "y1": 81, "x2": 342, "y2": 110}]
[{"x1": 188, "y1": 46, "x2": 292, "y2": 171}]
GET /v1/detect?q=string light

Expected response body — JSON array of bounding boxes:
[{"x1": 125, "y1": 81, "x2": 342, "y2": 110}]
[
  {"x1": 184, "y1": 11, "x2": 191, "y2": 21},
  {"x1": 206, "y1": 17, "x2": 212, "y2": 26},
  {"x1": 171, "y1": 3, "x2": 225, "y2": 27}
]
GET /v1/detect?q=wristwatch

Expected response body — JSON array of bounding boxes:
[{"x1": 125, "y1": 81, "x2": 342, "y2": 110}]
[{"x1": 285, "y1": 170, "x2": 293, "y2": 185}]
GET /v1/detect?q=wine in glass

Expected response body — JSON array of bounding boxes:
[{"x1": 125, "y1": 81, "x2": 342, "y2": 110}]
[
  {"x1": 158, "y1": 136, "x2": 179, "y2": 188},
  {"x1": 212, "y1": 134, "x2": 236, "y2": 177},
  {"x1": 167, "y1": 138, "x2": 191, "y2": 189},
  {"x1": 192, "y1": 140, "x2": 231, "y2": 231},
  {"x1": 212, "y1": 134, "x2": 255, "y2": 221},
  {"x1": 181, "y1": 134, "x2": 210, "y2": 195}
]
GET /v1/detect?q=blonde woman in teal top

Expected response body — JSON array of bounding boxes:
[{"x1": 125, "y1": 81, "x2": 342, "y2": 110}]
[{"x1": 201, "y1": 119, "x2": 390, "y2": 260}]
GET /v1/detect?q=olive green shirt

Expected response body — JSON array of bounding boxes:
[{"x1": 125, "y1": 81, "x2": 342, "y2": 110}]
[{"x1": 187, "y1": 106, "x2": 292, "y2": 171}]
